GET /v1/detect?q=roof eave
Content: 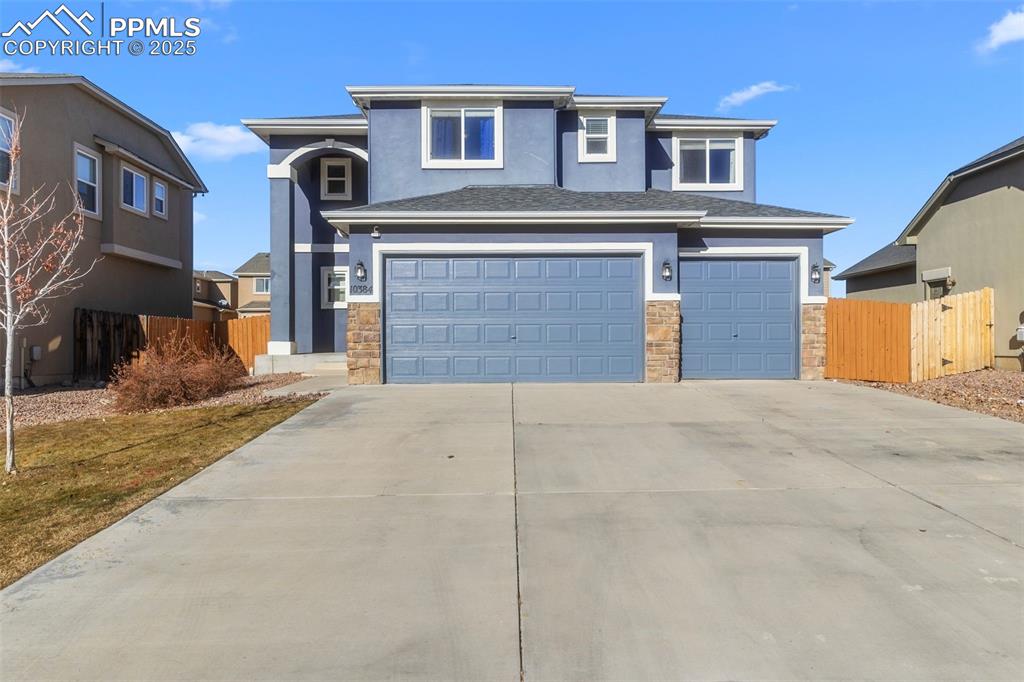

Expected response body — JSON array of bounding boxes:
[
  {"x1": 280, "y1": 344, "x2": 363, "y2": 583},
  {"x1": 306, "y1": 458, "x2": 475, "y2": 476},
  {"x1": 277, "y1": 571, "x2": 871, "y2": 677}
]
[
  {"x1": 648, "y1": 118, "x2": 778, "y2": 140},
  {"x1": 346, "y1": 85, "x2": 577, "y2": 112},
  {"x1": 324, "y1": 210, "x2": 707, "y2": 226},
  {"x1": 240, "y1": 118, "x2": 368, "y2": 143},
  {"x1": 832, "y1": 261, "x2": 916, "y2": 281}
]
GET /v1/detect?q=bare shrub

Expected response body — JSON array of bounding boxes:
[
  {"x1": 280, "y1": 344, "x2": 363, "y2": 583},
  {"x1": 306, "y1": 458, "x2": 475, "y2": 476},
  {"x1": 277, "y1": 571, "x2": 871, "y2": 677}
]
[{"x1": 109, "y1": 333, "x2": 246, "y2": 413}]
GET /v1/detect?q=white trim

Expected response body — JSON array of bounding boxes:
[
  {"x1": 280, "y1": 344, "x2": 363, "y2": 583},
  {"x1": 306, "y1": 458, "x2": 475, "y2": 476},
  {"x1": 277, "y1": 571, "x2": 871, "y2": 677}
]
[
  {"x1": 325, "y1": 210, "x2": 705, "y2": 226},
  {"x1": 294, "y1": 243, "x2": 350, "y2": 253},
  {"x1": 72, "y1": 142, "x2": 102, "y2": 219},
  {"x1": 677, "y1": 246, "x2": 826, "y2": 303},
  {"x1": 921, "y1": 266, "x2": 952, "y2": 283},
  {"x1": 671, "y1": 133, "x2": 744, "y2": 192},
  {"x1": 320, "y1": 157, "x2": 353, "y2": 201},
  {"x1": 268, "y1": 139, "x2": 368, "y2": 181},
  {"x1": 0, "y1": 105, "x2": 19, "y2": 194},
  {"x1": 571, "y1": 96, "x2": 667, "y2": 123},
  {"x1": 699, "y1": 216, "x2": 853, "y2": 234},
  {"x1": 100, "y1": 243, "x2": 181, "y2": 269},
  {"x1": 321, "y1": 265, "x2": 349, "y2": 310},
  {"x1": 578, "y1": 110, "x2": 617, "y2": 163},
  {"x1": 153, "y1": 179, "x2": 168, "y2": 219},
  {"x1": 267, "y1": 341, "x2": 296, "y2": 356},
  {"x1": 348, "y1": 85, "x2": 575, "y2": 110},
  {"x1": 421, "y1": 102, "x2": 504, "y2": 169},
  {"x1": 348, "y1": 242, "x2": 680, "y2": 305},
  {"x1": 119, "y1": 162, "x2": 149, "y2": 217},
  {"x1": 253, "y1": 277, "x2": 271, "y2": 294},
  {"x1": 267, "y1": 164, "x2": 297, "y2": 181},
  {"x1": 241, "y1": 118, "x2": 368, "y2": 143},
  {"x1": 650, "y1": 118, "x2": 776, "y2": 139}
]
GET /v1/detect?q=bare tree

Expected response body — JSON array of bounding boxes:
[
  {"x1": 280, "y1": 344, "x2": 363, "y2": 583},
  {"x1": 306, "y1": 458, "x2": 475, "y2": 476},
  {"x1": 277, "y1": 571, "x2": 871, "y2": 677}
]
[{"x1": 0, "y1": 112, "x2": 96, "y2": 474}]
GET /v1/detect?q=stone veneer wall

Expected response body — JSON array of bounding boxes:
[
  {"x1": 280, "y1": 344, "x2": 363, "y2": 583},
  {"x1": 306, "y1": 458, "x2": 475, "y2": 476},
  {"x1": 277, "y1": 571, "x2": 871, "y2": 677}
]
[
  {"x1": 645, "y1": 300, "x2": 681, "y2": 383},
  {"x1": 346, "y1": 302, "x2": 382, "y2": 385},
  {"x1": 800, "y1": 302, "x2": 827, "y2": 380}
]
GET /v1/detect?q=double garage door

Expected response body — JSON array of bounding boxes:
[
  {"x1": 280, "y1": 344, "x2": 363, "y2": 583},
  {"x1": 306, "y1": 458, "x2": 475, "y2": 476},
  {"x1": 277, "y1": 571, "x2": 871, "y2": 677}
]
[{"x1": 381, "y1": 254, "x2": 799, "y2": 383}]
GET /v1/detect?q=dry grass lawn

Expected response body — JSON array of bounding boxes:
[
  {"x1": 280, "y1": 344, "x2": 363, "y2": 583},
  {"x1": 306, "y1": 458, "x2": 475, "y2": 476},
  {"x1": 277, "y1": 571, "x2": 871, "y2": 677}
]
[{"x1": 0, "y1": 398, "x2": 315, "y2": 588}]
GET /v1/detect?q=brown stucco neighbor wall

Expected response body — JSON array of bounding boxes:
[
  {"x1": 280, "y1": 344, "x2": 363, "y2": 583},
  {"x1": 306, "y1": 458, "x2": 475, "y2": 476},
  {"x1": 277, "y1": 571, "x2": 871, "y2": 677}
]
[
  {"x1": 346, "y1": 302, "x2": 381, "y2": 385},
  {"x1": 645, "y1": 300, "x2": 681, "y2": 383},
  {"x1": 801, "y1": 303, "x2": 827, "y2": 380}
]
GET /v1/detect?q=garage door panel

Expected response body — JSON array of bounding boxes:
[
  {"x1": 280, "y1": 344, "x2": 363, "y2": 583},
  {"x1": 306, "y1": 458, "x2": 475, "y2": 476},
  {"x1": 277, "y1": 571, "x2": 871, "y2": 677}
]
[
  {"x1": 385, "y1": 255, "x2": 643, "y2": 383},
  {"x1": 680, "y1": 257, "x2": 798, "y2": 379}
]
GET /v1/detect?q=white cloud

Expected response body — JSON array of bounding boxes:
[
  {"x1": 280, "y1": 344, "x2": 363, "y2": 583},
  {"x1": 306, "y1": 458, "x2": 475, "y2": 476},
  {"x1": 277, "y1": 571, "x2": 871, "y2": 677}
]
[
  {"x1": 977, "y1": 5, "x2": 1024, "y2": 53},
  {"x1": 718, "y1": 81, "x2": 793, "y2": 112},
  {"x1": 194, "y1": 210, "x2": 207, "y2": 223},
  {"x1": 172, "y1": 122, "x2": 263, "y2": 161},
  {"x1": 0, "y1": 59, "x2": 38, "y2": 74}
]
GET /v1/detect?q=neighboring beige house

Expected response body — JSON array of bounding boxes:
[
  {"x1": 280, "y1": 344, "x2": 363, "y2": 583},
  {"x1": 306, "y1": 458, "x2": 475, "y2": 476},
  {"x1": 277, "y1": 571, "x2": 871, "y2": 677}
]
[
  {"x1": 822, "y1": 258, "x2": 836, "y2": 298},
  {"x1": 0, "y1": 73, "x2": 206, "y2": 385},
  {"x1": 835, "y1": 137, "x2": 1024, "y2": 371},
  {"x1": 233, "y1": 253, "x2": 271, "y2": 317},
  {"x1": 193, "y1": 270, "x2": 238, "y2": 322}
]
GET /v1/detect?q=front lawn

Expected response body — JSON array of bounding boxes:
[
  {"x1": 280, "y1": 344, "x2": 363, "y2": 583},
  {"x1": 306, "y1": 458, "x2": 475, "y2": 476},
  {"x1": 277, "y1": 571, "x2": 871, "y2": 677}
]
[{"x1": 0, "y1": 398, "x2": 315, "y2": 588}]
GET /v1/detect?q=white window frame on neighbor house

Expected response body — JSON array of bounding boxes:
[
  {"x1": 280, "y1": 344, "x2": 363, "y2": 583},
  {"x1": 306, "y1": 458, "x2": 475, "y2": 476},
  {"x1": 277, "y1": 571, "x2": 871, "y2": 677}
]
[
  {"x1": 153, "y1": 179, "x2": 168, "y2": 219},
  {"x1": 577, "y1": 111, "x2": 616, "y2": 163},
  {"x1": 320, "y1": 157, "x2": 353, "y2": 201},
  {"x1": 73, "y1": 143, "x2": 102, "y2": 219},
  {"x1": 120, "y1": 162, "x2": 149, "y2": 216},
  {"x1": 421, "y1": 101, "x2": 504, "y2": 169},
  {"x1": 671, "y1": 132, "x2": 744, "y2": 192},
  {"x1": 0, "y1": 105, "x2": 19, "y2": 195},
  {"x1": 253, "y1": 276, "x2": 271, "y2": 294},
  {"x1": 321, "y1": 266, "x2": 348, "y2": 309}
]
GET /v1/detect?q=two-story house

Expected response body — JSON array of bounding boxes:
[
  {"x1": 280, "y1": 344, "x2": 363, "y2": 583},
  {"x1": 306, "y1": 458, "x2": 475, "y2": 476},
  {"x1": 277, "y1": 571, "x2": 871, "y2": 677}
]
[
  {"x1": 1, "y1": 73, "x2": 206, "y2": 386},
  {"x1": 233, "y1": 252, "x2": 272, "y2": 317},
  {"x1": 243, "y1": 85, "x2": 851, "y2": 384},
  {"x1": 193, "y1": 270, "x2": 238, "y2": 321}
]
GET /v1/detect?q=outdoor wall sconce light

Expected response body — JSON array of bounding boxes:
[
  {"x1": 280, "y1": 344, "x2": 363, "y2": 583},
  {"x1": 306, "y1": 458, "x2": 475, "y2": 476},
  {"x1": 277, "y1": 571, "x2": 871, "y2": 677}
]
[
  {"x1": 811, "y1": 264, "x2": 821, "y2": 285},
  {"x1": 661, "y1": 260, "x2": 673, "y2": 281},
  {"x1": 355, "y1": 261, "x2": 367, "y2": 281},
  {"x1": 370, "y1": 226, "x2": 381, "y2": 239}
]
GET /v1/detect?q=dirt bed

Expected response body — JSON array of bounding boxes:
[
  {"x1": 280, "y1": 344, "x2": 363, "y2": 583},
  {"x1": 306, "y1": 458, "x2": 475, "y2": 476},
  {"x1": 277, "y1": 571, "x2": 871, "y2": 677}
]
[
  {"x1": 7, "y1": 373, "x2": 313, "y2": 428},
  {"x1": 852, "y1": 369, "x2": 1024, "y2": 424}
]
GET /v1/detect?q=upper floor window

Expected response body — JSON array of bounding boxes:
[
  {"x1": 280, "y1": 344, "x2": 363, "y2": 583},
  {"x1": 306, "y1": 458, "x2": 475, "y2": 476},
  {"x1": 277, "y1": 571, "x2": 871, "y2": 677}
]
[
  {"x1": 671, "y1": 135, "x2": 744, "y2": 191},
  {"x1": 74, "y1": 144, "x2": 101, "y2": 218},
  {"x1": 253, "y1": 277, "x2": 270, "y2": 294},
  {"x1": 321, "y1": 266, "x2": 347, "y2": 309},
  {"x1": 578, "y1": 112, "x2": 616, "y2": 163},
  {"x1": 320, "y1": 157, "x2": 352, "y2": 200},
  {"x1": 0, "y1": 108, "x2": 18, "y2": 193},
  {"x1": 153, "y1": 180, "x2": 168, "y2": 218},
  {"x1": 121, "y1": 164, "x2": 148, "y2": 215},
  {"x1": 421, "y1": 103, "x2": 503, "y2": 169}
]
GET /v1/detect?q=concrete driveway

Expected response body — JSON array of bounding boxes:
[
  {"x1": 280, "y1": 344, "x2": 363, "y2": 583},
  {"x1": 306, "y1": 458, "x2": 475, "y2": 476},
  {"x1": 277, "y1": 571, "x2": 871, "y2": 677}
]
[{"x1": 3, "y1": 381, "x2": 1022, "y2": 680}]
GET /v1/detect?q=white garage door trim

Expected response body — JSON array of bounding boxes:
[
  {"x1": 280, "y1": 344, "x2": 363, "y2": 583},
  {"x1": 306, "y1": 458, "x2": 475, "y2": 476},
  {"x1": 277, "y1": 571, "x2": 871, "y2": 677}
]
[
  {"x1": 678, "y1": 246, "x2": 827, "y2": 304},
  {"x1": 349, "y1": 242, "x2": 681, "y2": 304}
]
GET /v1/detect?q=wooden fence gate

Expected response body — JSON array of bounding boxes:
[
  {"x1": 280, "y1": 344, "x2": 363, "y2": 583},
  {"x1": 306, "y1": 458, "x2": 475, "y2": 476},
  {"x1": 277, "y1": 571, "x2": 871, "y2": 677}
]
[{"x1": 825, "y1": 288, "x2": 995, "y2": 383}]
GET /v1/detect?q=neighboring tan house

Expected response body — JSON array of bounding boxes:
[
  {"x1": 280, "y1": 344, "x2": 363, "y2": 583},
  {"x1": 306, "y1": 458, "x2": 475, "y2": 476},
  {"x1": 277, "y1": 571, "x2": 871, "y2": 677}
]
[
  {"x1": 193, "y1": 270, "x2": 238, "y2": 321},
  {"x1": 0, "y1": 73, "x2": 206, "y2": 386},
  {"x1": 234, "y1": 253, "x2": 271, "y2": 317},
  {"x1": 243, "y1": 84, "x2": 852, "y2": 383},
  {"x1": 822, "y1": 258, "x2": 836, "y2": 297},
  {"x1": 834, "y1": 137, "x2": 1024, "y2": 371}
]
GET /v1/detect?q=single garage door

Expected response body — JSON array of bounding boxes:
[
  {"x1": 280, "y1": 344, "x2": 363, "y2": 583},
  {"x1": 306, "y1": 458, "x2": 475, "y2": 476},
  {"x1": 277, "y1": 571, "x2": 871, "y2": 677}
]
[
  {"x1": 679, "y1": 257, "x2": 799, "y2": 379},
  {"x1": 384, "y1": 254, "x2": 643, "y2": 383}
]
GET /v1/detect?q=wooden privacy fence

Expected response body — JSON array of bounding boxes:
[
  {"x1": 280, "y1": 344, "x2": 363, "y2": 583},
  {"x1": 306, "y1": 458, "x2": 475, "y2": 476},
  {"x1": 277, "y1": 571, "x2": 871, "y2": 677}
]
[
  {"x1": 74, "y1": 309, "x2": 270, "y2": 382},
  {"x1": 825, "y1": 288, "x2": 995, "y2": 383}
]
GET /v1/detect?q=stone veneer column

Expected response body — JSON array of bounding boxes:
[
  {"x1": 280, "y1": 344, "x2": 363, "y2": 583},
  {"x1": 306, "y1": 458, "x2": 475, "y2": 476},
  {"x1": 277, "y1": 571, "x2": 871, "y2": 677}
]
[
  {"x1": 800, "y1": 302, "x2": 827, "y2": 380},
  {"x1": 645, "y1": 300, "x2": 681, "y2": 383},
  {"x1": 346, "y1": 302, "x2": 382, "y2": 385}
]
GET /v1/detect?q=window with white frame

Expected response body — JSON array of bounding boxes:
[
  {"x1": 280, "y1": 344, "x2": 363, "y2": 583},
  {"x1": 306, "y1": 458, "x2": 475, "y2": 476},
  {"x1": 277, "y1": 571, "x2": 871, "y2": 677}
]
[
  {"x1": 321, "y1": 266, "x2": 348, "y2": 309},
  {"x1": 121, "y1": 164, "x2": 148, "y2": 214},
  {"x1": 320, "y1": 157, "x2": 352, "y2": 200},
  {"x1": 0, "y1": 108, "x2": 17, "y2": 192},
  {"x1": 578, "y1": 112, "x2": 616, "y2": 162},
  {"x1": 253, "y1": 277, "x2": 270, "y2": 294},
  {"x1": 153, "y1": 180, "x2": 168, "y2": 218},
  {"x1": 671, "y1": 135, "x2": 743, "y2": 191},
  {"x1": 74, "y1": 145, "x2": 101, "y2": 217},
  {"x1": 422, "y1": 103, "x2": 503, "y2": 168}
]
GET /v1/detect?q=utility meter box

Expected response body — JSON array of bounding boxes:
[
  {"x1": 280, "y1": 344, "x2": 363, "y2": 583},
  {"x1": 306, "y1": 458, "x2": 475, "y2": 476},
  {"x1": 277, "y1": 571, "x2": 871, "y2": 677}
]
[
  {"x1": 1017, "y1": 325, "x2": 1024, "y2": 343},
  {"x1": 30, "y1": 345, "x2": 42, "y2": 361}
]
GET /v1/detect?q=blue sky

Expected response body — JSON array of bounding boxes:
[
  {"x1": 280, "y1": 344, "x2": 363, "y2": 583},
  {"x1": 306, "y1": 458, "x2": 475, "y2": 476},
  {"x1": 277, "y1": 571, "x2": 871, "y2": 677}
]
[{"x1": 3, "y1": 0, "x2": 1023, "y2": 291}]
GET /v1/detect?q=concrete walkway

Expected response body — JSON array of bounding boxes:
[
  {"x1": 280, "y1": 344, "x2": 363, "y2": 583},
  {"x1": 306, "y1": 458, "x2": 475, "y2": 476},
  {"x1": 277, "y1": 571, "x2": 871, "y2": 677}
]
[{"x1": 2, "y1": 381, "x2": 1022, "y2": 680}]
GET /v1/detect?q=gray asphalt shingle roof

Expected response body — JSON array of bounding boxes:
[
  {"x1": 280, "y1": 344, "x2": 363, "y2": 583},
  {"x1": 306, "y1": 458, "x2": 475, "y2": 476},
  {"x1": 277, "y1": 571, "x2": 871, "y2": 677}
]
[
  {"x1": 953, "y1": 136, "x2": 1024, "y2": 175},
  {"x1": 234, "y1": 252, "x2": 270, "y2": 275},
  {"x1": 338, "y1": 185, "x2": 843, "y2": 219},
  {"x1": 832, "y1": 243, "x2": 917, "y2": 280},
  {"x1": 237, "y1": 301, "x2": 271, "y2": 312},
  {"x1": 193, "y1": 269, "x2": 235, "y2": 281}
]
